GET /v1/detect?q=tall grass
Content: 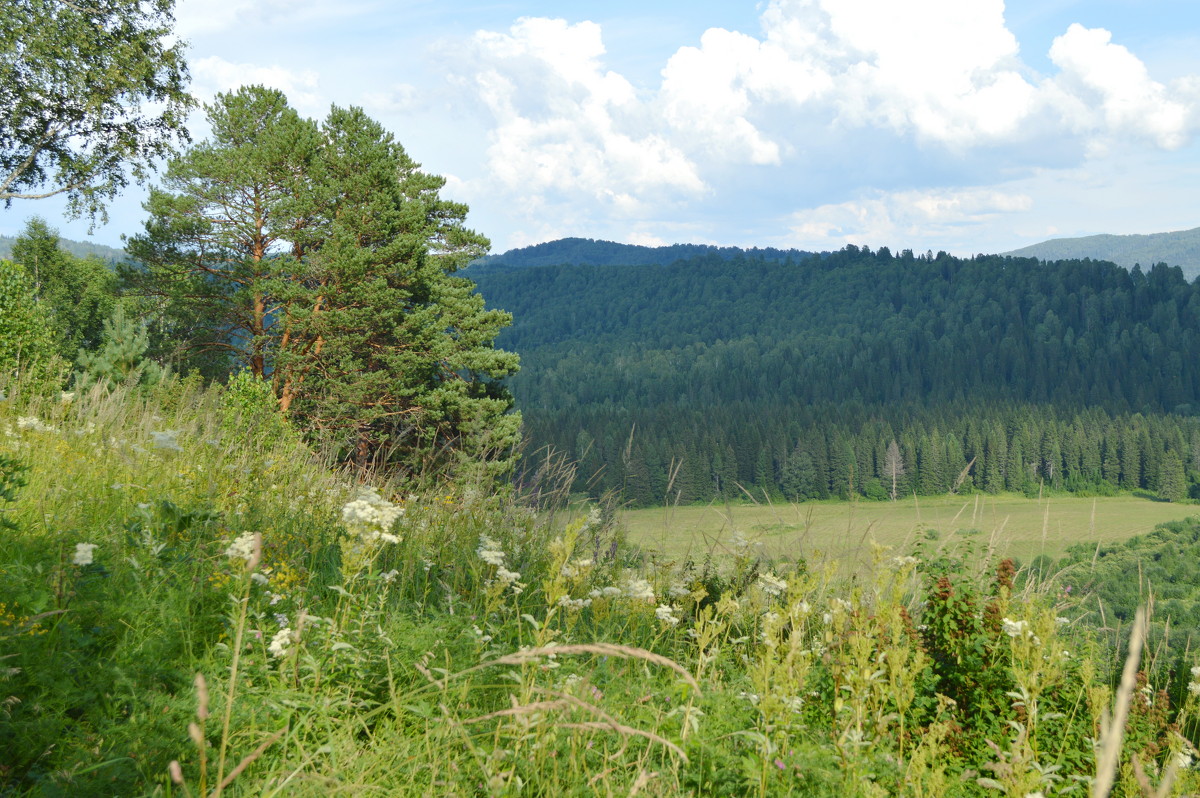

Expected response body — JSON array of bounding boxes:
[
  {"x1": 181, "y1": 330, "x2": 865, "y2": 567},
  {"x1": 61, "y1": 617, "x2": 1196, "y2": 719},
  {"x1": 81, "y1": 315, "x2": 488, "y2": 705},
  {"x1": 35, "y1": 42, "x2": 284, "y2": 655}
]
[{"x1": 0, "y1": 378, "x2": 1197, "y2": 796}]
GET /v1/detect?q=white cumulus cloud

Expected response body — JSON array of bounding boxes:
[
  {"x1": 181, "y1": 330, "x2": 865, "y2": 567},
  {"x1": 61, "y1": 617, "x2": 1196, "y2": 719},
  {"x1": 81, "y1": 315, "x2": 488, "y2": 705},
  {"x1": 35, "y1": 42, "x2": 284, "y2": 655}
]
[
  {"x1": 455, "y1": 17, "x2": 706, "y2": 219},
  {"x1": 787, "y1": 187, "x2": 1033, "y2": 249},
  {"x1": 446, "y1": 1, "x2": 1200, "y2": 250},
  {"x1": 191, "y1": 56, "x2": 323, "y2": 112},
  {"x1": 175, "y1": 0, "x2": 369, "y2": 36},
  {"x1": 1048, "y1": 23, "x2": 1192, "y2": 151}
]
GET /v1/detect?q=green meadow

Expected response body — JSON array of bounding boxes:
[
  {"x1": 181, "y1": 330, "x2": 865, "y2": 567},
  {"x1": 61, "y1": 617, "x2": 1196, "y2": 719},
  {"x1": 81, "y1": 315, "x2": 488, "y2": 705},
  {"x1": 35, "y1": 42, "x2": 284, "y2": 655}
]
[{"x1": 621, "y1": 494, "x2": 1200, "y2": 566}]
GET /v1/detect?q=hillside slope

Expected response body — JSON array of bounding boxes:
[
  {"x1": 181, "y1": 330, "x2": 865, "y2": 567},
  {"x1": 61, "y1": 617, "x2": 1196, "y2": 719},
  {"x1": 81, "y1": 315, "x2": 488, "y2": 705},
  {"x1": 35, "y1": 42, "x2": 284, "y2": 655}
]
[
  {"x1": 0, "y1": 233, "x2": 127, "y2": 264},
  {"x1": 1003, "y1": 226, "x2": 1200, "y2": 280},
  {"x1": 474, "y1": 246, "x2": 1200, "y2": 503}
]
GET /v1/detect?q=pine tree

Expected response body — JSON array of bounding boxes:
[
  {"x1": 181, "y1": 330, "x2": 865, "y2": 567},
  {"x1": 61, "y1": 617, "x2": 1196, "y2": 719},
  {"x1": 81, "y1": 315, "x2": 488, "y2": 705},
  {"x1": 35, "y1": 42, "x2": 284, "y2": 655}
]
[
  {"x1": 125, "y1": 88, "x2": 519, "y2": 476},
  {"x1": 75, "y1": 305, "x2": 163, "y2": 390}
]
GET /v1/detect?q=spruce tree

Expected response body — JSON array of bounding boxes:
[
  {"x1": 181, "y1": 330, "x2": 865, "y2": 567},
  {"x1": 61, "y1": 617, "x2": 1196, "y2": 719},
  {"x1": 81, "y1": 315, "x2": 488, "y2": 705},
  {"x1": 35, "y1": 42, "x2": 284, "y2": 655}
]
[{"x1": 1158, "y1": 451, "x2": 1187, "y2": 502}]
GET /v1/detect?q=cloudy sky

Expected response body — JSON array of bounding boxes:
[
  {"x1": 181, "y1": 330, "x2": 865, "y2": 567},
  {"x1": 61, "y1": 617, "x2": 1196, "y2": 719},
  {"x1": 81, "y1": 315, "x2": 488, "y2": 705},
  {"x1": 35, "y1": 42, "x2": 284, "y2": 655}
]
[{"x1": 6, "y1": 0, "x2": 1200, "y2": 256}]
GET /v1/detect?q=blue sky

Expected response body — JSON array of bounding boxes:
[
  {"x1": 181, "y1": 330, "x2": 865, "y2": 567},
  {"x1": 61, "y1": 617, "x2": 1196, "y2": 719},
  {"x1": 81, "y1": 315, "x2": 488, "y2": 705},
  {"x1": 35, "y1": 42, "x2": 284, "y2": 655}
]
[{"x1": 5, "y1": 0, "x2": 1200, "y2": 256}]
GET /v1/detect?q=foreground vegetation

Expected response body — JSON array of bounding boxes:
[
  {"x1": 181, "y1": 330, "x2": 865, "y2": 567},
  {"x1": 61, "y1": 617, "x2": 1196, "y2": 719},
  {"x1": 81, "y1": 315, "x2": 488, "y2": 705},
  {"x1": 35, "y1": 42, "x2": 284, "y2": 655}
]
[{"x1": 3, "y1": 382, "x2": 1200, "y2": 797}]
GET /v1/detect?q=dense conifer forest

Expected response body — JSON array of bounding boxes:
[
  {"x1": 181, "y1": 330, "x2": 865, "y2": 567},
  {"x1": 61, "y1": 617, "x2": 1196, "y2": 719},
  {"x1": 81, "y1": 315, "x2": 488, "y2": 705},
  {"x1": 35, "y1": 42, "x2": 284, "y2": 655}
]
[{"x1": 473, "y1": 244, "x2": 1200, "y2": 505}]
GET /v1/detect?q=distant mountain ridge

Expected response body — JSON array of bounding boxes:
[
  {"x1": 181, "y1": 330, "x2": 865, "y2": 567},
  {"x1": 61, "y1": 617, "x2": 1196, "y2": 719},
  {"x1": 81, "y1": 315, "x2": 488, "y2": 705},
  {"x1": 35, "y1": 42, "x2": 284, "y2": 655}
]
[
  {"x1": 470, "y1": 236, "x2": 815, "y2": 271},
  {"x1": 0, "y1": 234, "x2": 126, "y2": 264},
  {"x1": 1003, "y1": 227, "x2": 1200, "y2": 280}
]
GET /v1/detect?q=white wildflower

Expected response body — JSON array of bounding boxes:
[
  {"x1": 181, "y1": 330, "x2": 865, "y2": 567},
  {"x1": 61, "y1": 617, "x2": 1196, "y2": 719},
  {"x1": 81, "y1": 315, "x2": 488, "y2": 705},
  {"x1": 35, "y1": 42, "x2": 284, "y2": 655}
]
[
  {"x1": 655, "y1": 604, "x2": 681, "y2": 626},
  {"x1": 224, "y1": 532, "x2": 258, "y2": 563},
  {"x1": 1056, "y1": 616, "x2": 1071, "y2": 626},
  {"x1": 72, "y1": 542, "x2": 97, "y2": 566},
  {"x1": 557, "y1": 595, "x2": 592, "y2": 611},
  {"x1": 891, "y1": 555, "x2": 920, "y2": 568},
  {"x1": 16, "y1": 415, "x2": 54, "y2": 433},
  {"x1": 1002, "y1": 617, "x2": 1029, "y2": 638},
  {"x1": 150, "y1": 430, "x2": 182, "y2": 452},
  {"x1": 476, "y1": 534, "x2": 506, "y2": 567},
  {"x1": 1175, "y1": 739, "x2": 1197, "y2": 769},
  {"x1": 730, "y1": 530, "x2": 753, "y2": 556},
  {"x1": 381, "y1": 569, "x2": 400, "y2": 584},
  {"x1": 623, "y1": 577, "x2": 655, "y2": 602},
  {"x1": 341, "y1": 488, "x2": 404, "y2": 544},
  {"x1": 561, "y1": 558, "x2": 594, "y2": 578},
  {"x1": 495, "y1": 566, "x2": 525, "y2": 593},
  {"x1": 580, "y1": 506, "x2": 602, "y2": 531},
  {"x1": 60, "y1": 391, "x2": 75, "y2": 403},
  {"x1": 268, "y1": 627, "x2": 297, "y2": 658},
  {"x1": 251, "y1": 573, "x2": 269, "y2": 586},
  {"x1": 757, "y1": 572, "x2": 788, "y2": 598},
  {"x1": 668, "y1": 581, "x2": 690, "y2": 598}
]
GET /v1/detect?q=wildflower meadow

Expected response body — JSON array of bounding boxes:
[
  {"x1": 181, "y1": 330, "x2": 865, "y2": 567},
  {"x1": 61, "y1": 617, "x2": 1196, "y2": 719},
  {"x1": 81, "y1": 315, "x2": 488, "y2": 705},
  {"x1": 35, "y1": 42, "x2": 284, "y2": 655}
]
[{"x1": 1, "y1": 378, "x2": 1198, "y2": 797}]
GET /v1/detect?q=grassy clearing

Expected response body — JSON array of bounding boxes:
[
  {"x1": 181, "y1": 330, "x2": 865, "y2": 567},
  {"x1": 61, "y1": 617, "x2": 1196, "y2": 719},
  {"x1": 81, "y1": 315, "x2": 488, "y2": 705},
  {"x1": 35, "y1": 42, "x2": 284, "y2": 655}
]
[{"x1": 621, "y1": 494, "x2": 1199, "y2": 567}]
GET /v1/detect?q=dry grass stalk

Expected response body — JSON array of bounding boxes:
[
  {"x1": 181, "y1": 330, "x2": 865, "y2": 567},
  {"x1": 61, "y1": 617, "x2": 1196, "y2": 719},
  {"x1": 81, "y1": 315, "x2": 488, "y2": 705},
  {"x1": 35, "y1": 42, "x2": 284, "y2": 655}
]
[
  {"x1": 1091, "y1": 606, "x2": 1148, "y2": 798},
  {"x1": 461, "y1": 699, "x2": 576, "y2": 724},
  {"x1": 211, "y1": 725, "x2": 288, "y2": 795},
  {"x1": 1131, "y1": 754, "x2": 1179, "y2": 798},
  {"x1": 628, "y1": 768, "x2": 656, "y2": 796},
  {"x1": 477, "y1": 643, "x2": 700, "y2": 693},
  {"x1": 560, "y1": 721, "x2": 686, "y2": 761}
]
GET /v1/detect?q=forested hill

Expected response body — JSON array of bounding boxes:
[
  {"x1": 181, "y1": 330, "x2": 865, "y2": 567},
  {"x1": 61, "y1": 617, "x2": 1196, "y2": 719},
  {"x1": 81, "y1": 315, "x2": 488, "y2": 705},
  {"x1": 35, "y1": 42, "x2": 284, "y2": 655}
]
[
  {"x1": 1003, "y1": 226, "x2": 1200, "y2": 280},
  {"x1": 469, "y1": 236, "x2": 813, "y2": 272},
  {"x1": 0, "y1": 233, "x2": 126, "y2": 264},
  {"x1": 473, "y1": 247, "x2": 1200, "y2": 505}
]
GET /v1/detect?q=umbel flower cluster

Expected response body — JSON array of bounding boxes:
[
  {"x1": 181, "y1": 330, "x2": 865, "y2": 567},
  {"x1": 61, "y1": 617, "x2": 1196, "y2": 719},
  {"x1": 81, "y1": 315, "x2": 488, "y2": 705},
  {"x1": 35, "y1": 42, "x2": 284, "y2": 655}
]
[
  {"x1": 340, "y1": 488, "x2": 404, "y2": 574},
  {"x1": 342, "y1": 488, "x2": 404, "y2": 544}
]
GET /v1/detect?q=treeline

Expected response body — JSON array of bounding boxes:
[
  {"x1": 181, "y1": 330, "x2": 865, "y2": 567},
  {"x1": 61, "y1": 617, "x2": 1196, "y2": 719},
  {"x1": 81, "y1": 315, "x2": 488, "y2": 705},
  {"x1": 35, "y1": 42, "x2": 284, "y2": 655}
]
[
  {"x1": 470, "y1": 236, "x2": 813, "y2": 272},
  {"x1": 525, "y1": 402, "x2": 1198, "y2": 505},
  {"x1": 473, "y1": 245, "x2": 1200, "y2": 504}
]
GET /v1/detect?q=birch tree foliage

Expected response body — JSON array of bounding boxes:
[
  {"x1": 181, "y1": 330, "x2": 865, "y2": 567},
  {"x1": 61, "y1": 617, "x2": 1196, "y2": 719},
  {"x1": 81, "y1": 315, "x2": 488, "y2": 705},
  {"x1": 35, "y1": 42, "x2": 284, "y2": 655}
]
[
  {"x1": 0, "y1": 0, "x2": 193, "y2": 219},
  {"x1": 125, "y1": 87, "x2": 520, "y2": 476}
]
